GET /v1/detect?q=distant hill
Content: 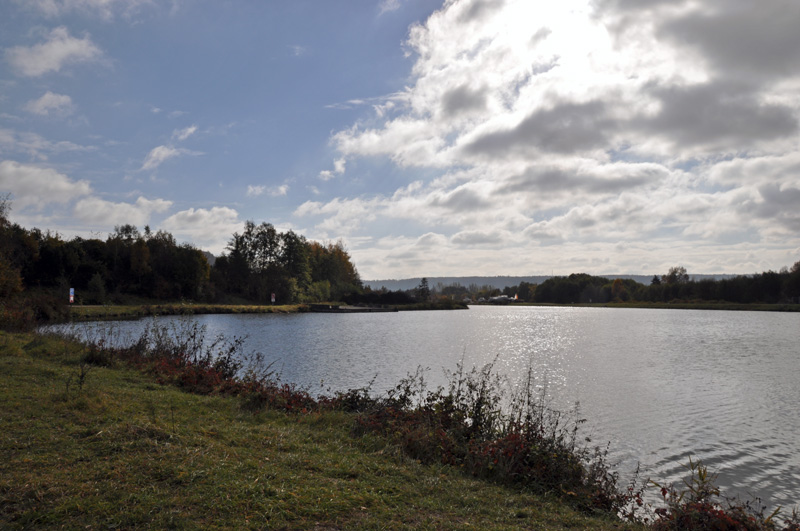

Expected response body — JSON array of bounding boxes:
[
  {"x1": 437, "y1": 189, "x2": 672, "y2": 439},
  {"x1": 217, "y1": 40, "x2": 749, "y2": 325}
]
[{"x1": 363, "y1": 274, "x2": 736, "y2": 291}]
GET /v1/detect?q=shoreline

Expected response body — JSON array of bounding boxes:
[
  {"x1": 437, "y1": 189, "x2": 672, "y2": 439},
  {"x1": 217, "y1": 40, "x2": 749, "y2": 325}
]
[{"x1": 473, "y1": 301, "x2": 800, "y2": 312}]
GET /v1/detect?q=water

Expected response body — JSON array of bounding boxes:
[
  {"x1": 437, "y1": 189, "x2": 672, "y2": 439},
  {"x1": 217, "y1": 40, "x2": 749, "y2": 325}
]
[{"x1": 59, "y1": 305, "x2": 800, "y2": 509}]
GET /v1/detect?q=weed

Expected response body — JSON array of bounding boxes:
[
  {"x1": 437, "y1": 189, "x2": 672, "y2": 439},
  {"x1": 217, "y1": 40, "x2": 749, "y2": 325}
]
[{"x1": 650, "y1": 457, "x2": 800, "y2": 530}]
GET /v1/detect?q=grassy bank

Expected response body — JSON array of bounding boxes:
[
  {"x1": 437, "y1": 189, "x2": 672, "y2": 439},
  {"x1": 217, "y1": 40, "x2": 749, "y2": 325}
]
[
  {"x1": 65, "y1": 299, "x2": 467, "y2": 322},
  {"x1": 0, "y1": 331, "x2": 636, "y2": 530},
  {"x1": 67, "y1": 302, "x2": 309, "y2": 321}
]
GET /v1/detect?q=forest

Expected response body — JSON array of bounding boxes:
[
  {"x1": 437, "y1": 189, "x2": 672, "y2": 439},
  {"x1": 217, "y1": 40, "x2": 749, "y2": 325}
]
[{"x1": 0, "y1": 197, "x2": 362, "y2": 311}]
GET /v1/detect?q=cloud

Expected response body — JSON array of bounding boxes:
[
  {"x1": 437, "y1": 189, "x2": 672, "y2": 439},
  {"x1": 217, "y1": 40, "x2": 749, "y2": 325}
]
[
  {"x1": 23, "y1": 91, "x2": 75, "y2": 116},
  {"x1": 141, "y1": 145, "x2": 180, "y2": 171},
  {"x1": 464, "y1": 100, "x2": 616, "y2": 158},
  {"x1": 656, "y1": 1, "x2": 800, "y2": 83},
  {"x1": 17, "y1": 0, "x2": 155, "y2": 20},
  {"x1": 74, "y1": 196, "x2": 172, "y2": 226},
  {"x1": 0, "y1": 127, "x2": 95, "y2": 159},
  {"x1": 288, "y1": 45, "x2": 307, "y2": 57},
  {"x1": 635, "y1": 81, "x2": 798, "y2": 151},
  {"x1": 247, "y1": 184, "x2": 289, "y2": 197},
  {"x1": 441, "y1": 84, "x2": 488, "y2": 117},
  {"x1": 378, "y1": 0, "x2": 403, "y2": 15},
  {"x1": 161, "y1": 206, "x2": 243, "y2": 253},
  {"x1": 315, "y1": 0, "x2": 800, "y2": 277},
  {"x1": 4, "y1": 26, "x2": 103, "y2": 77},
  {"x1": 319, "y1": 157, "x2": 347, "y2": 181},
  {"x1": 0, "y1": 160, "x2": 91, "y2": 209},
  {"x1": 172, "y1": 125, "x2": 197, "y2": 141}
]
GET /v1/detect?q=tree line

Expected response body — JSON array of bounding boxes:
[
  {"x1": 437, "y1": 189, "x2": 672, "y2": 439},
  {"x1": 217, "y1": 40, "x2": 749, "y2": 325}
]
[
  {"x1": 0, "y1": 196, "x2": 362, "y2": 306},
  {"x1": 429, "y1": 264, "x2": 800, "y2": 305}
]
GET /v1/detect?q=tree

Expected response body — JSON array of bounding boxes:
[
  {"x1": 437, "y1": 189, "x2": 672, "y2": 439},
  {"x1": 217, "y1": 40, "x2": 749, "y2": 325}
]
[
  {"x1": 86, "y1": 272, "x2": 106, "y2": 304},
  {"x1": 416, "y1": 278, "x2": 431, "y2": 301},
  {"x1": 0, "y1": 196, "x2": 23, "y2": 297},
  {"x1": 280, "y1": 230, "x2": 311, "y2": 294},
  {"x1": 662, "y1": 266, "x2": 689, "y2": 285},
  {"x1": 611, "y1": 278, "x2": 629, "y2": 301}
]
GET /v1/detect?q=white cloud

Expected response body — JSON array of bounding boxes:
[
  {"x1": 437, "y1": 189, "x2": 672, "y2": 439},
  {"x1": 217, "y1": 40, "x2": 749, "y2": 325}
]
[
  {"x1": 23, "y1": 91, "x2": 75, "y2": 116},
  {"x1": 314, "y1": 0, "x2": 800, "y2": 278},
  {"x1": 0, "y1": 127, "x2": 95, "y2": 159},
  {"x1": 161, "y1": 206, "x2": 243, "y2": 253},
  {"x1": 141, "y1": 145, "x2": 180, "y2": 170},
  {"x1": 17, "y1": 0, "x2": 155, "y2": 19},
  {"x1": 246, "y1": 185, "x2": 265, "y2": 197},
  {"x1": 0, "y1": 160, "x2": 91, "y2": 209},
  {"x1": 246, "y1": 184, "x2": 289, "y2": 197},
  {"x1": 319, "y1": 157, "x2": 347, "y2": 180},
  {"x1": 74, "y1": 196, "x2": 172, "y2": 226},
  {"x1": 270, "y1": 184, "x2": 289, "y2": 197},
  {"x1": 140, "y1": 144, "x2": 205, "y2": 171},
  {"x1": 5, "y1": 26, "x2": 103, "y2": 77},
  {"x1": 378, "y1": 0, "x2": 403, "y2": 15},
  {"x1": 172, "y1": 125, "x2": 197, "y2": 141}
]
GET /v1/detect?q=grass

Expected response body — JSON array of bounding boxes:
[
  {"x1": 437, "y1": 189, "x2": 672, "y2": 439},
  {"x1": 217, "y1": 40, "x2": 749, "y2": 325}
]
[
  {"x1": 67, "y1": 302, "x2": 309, "y2": 321},
  {"x1": 0, "y1": 331, "x2": 638, "y2": 530}
]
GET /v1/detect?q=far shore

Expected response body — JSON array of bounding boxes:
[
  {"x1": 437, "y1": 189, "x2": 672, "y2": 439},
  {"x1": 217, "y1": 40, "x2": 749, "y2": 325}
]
[
  {"x1": 65, "y1": 299, "x2": 800, "y2": 323},
  {"x1": 474, "y1": 300, "x2": 800, "y2": 312}
]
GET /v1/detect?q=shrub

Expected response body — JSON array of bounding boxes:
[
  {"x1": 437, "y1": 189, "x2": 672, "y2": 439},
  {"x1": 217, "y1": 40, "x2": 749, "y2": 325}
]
[
  {"x1": 352, "y1": 362, "x2": 644, "y2": 516},
  {"x1": 650, "y1": 458, "x2": 800, "y2": 530}
]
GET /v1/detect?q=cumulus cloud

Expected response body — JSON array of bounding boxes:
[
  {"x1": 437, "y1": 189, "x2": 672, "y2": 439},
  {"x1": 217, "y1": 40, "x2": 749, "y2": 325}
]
[
  {"x1": 303, "y1": 0, "x2": 800, "y2": 278},
  {"x1": 0, "y1": 160, "x2": 91, "y2": 209},
  {"x1": 5, "y1": 26, "x2": 103, "y2": 77},
  {"x1": 23, "y1": 91, "x2": 75, "y2": 116},
  {"x1": 74, "y1": 196, "x2": 172, "y2": 226}
]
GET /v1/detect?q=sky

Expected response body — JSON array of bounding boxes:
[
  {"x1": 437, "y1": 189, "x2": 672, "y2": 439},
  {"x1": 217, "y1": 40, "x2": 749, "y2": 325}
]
[{"x1": 1, "y1": 0, "x2": 799, "y2": 280}]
